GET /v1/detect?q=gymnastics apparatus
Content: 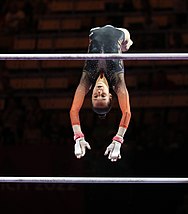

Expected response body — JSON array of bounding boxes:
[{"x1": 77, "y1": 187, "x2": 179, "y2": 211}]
[{"x1": 0, "y1": 52, "x2": 187, "y2": 184}]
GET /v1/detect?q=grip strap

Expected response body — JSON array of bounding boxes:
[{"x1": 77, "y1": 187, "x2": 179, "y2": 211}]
[
  {"x1": 74, "y1": 133, "x2": 84, "y2": 141},
  {"x1": 113, "y1": 135, "x2": 124, "y2": 144}
]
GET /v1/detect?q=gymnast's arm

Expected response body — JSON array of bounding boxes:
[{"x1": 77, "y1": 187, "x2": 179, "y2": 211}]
[
  {"x1": 114, "y1": 73, "x2": 131, "y2": 138},
  {"x1": 104, "y1": 73, "x2": 131, "y2": 161},
  {"x1": 70, "y1": 71, "x2": 91, "y2": 135},
  {"x1": 70, "y1": 72, "x2": 92, "y2": 158}
]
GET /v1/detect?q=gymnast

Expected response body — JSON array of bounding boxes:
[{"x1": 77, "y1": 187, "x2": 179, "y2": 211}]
[{"x1": 70, "y1": 25, "x2": 133, "y2": 162}]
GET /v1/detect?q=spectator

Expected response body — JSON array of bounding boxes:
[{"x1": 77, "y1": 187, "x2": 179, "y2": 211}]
[
  {"x1": 1, "y1": 97, "x2": 24, "y2": 145},
  {"x1": 4, "y1": 2, "x2": 26, "y2": 34},
  {"x1": 22, "y1": 97, "x2": 43, "y2": 145},
  {"x1": 0, "y1": 68, "x2": 13, "y2": 95}
]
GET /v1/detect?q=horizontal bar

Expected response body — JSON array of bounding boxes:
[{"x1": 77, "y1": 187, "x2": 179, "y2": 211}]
[
  {"x1": 0, "y1": 53, "x2": 188, "y2": 60},
  {"x1": 0, "y1": 177, "x2": 188, "y2": 183}
]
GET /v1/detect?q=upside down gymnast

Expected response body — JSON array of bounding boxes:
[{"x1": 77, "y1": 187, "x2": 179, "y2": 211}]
[{"x1": 70, "y1": 25, "x2": 133, "y2": 162}]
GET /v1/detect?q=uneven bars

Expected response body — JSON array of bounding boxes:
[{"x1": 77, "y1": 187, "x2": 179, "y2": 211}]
[
  {"x1": 0, "y1": 177, "x2": 188, "y2": 183},
  {"x1": 0, "y1": 53, "x2": 188, "y2": 60}
]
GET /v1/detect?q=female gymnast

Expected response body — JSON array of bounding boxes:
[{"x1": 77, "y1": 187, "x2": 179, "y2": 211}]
[{"x1": 70, "y1": 25, "x2": 133, "y2": 162}]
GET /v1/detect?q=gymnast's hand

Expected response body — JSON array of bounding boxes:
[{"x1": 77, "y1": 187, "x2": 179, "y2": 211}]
[
  {"x1": 104, "y1": 136, "x2": 123, "y2": 162},
  {"x1": 74, "y1": 136, "x2": 91, "y2": 159}
]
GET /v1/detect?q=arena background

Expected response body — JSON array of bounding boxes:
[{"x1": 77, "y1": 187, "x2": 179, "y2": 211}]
[{"x1": 0, "y1": 0, "x2": 188, "y2": 213}]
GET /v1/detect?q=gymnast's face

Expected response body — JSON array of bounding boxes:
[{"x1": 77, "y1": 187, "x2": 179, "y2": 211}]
[{"x1": 92, "y1": 80, "x2": 112, "y2": 108}]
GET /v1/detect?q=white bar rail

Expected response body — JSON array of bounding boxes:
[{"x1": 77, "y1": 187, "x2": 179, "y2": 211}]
[
  {"x1": 0, "y1": 53, "x2": 188, "y2": 60},
  {"x1": 0, "y1": 177, "x2": 188, "y2": 183}
]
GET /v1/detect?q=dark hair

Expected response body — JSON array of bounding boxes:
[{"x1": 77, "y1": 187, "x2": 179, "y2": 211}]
[{"x1": 92, "y1": 100, "x2": 112, "y2": 119}]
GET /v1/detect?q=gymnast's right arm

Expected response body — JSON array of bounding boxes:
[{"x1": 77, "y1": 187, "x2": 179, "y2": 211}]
[{"x1": 70, "y1": 72, "x2": 91, "y2": 159}]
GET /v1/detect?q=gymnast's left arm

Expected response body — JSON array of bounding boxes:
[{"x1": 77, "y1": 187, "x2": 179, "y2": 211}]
[{"x1": 104, "y1": 76, "x2": 131, "y2": 162}]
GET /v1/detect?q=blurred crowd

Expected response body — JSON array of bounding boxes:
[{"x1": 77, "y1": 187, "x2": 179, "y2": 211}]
[
  {"x1": 0, "y1": 0, "x2": 187, "y2": 49},
  {"x1": 0, "y1": 0, "x2": 49, "y2": 34}
]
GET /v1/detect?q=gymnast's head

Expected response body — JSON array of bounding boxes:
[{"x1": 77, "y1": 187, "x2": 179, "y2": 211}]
[{"x1": 91, "y1": 74, "x2": 112, "y2": 119}]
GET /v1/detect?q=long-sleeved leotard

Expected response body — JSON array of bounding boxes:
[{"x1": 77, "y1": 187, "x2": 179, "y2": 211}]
[{"x1": 70, "y1": 25, "x2": 132, "y2": 133}]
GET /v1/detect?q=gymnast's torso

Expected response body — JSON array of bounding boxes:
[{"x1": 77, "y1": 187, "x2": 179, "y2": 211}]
[{"x1": 83, "y1": 25, "x2": 127, "y2": 87}]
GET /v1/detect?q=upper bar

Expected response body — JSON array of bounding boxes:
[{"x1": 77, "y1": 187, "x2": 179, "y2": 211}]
[
  {"x1": 0, "y1": 177, "x2": 188, "y2": 183},
  {"x1": 0, "y1": 53, "x2": 188, "y2": 60}
]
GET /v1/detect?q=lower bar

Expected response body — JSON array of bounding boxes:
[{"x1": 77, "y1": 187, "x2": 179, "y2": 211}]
[{"x1": 0, "y1": 177, "x2": 188, "y2": 183}]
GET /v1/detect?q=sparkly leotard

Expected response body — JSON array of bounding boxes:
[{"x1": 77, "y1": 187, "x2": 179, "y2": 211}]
[
  {"x1": 83, "y1": 25, "x2": 126, "y2": 87},
  {"x1": 70, "y1": 25, "x2": 132, "y2": 128}
]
